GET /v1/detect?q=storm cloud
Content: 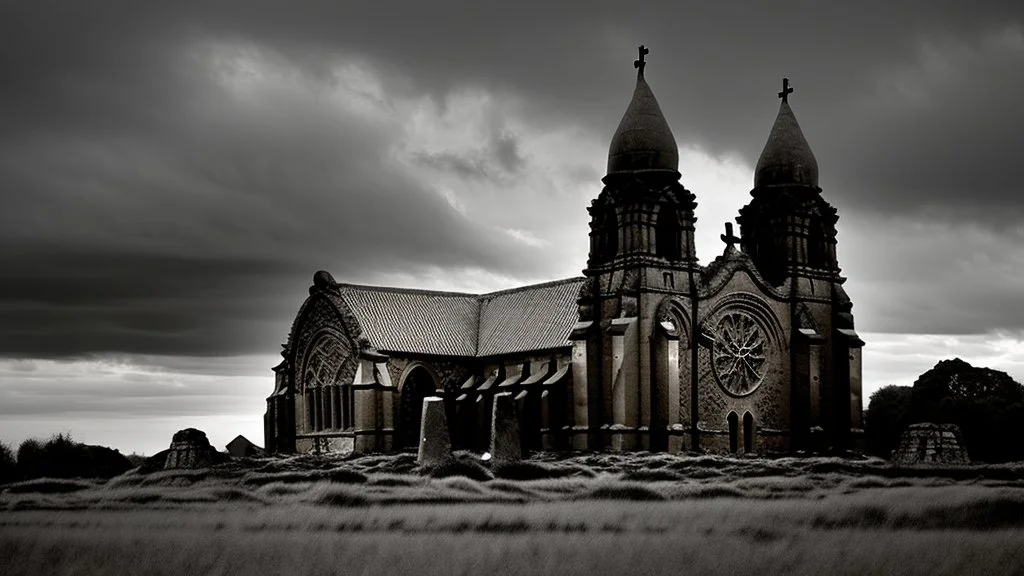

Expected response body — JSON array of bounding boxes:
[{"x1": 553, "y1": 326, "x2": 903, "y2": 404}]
[{"x1": 1, "y1": 2, "x2": 1023, "y2": 369}]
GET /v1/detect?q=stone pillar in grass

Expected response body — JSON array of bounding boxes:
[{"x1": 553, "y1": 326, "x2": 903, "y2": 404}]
[
  {"x1": 417, "y1": 396, "x2": 451, "y2": 466},
  {"x1": 490, "y1": 392, "x2": 523, "y2": 462}
]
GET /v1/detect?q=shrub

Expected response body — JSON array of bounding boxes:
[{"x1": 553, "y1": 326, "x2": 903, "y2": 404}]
[{"x1": 15, "y1": 433, "x2": 132, "y2": 480}]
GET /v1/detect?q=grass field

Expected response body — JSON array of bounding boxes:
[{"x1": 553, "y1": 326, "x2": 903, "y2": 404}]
[{"x1": 3, "y1": 453, "x2": 1024, "y2": 575}]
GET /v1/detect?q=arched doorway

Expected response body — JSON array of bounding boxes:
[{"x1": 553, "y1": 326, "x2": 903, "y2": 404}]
[
  {"x1": 743, "y1": 412, "x2": 754, "y2": 454},
  {"x1": 398, "y1": 366, "x2": 438, "y2": 450},
  {"x1": 728, "y1": 412, "x2": 739, "y2": 454}
]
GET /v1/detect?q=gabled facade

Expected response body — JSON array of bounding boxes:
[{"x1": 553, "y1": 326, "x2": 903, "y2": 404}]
[{"x1": 265, "y1": 48, "x2": 864, "y2": 456}]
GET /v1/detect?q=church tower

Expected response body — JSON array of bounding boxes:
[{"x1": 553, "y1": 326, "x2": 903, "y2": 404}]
[
  {"x1": 737, "y1": 79, "x2": 864, "y2": 451},
  {"x1": 575, "y1": 46, "x2": 697, "y2": 451}
]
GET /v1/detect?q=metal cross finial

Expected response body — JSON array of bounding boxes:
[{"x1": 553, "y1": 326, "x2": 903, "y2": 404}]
[
  {"x1": 634, "y1": 45, "x2": 649, "y2": 77},
  {"x1": 721, "y1": 222, "x2": 741, "y2": 248},
  {"x1": 778, "y1": 77, "x2": 793, "y2": 103}
]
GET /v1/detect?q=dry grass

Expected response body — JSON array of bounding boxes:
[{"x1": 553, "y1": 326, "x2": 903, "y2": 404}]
[{"x1": 2, "y1": 453, "x2": 1024, "y2": 575}]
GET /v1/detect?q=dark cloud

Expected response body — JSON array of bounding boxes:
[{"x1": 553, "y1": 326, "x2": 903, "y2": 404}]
[
  {"x1": 1, "y1": 0, "x2": 1023, "y2": 362},
  {"x1": 413, "y1": 151, "x2": 491, "y2": 180}
]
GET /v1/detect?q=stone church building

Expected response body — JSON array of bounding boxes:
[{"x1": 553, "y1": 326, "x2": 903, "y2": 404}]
[{"x1": 264, "y1": 48, "x2": 864, "y2": 456}]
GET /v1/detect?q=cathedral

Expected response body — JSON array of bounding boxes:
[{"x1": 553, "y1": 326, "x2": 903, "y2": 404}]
[{"x1": 264, "y1": 47, "x2": 865, "y2": 456}]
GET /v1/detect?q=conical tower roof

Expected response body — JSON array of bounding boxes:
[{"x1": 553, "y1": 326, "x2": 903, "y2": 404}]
[
  {"x1": 754, "y1": 79, "x2": 818, "y2": 188},
  {"x1": 607, "y1": 46, "x2": 679, "y2": 176}
]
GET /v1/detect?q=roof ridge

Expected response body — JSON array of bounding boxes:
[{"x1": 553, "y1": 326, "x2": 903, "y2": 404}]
[
  {"x1": 336, "y1": 283, "x2": 478, "y2": 298},
  {"x1": 337, "y1": 277, "x2": 586, "y2": 300},
  {"x1": 476, "y1": 276, "x2": 586, "y2": 300}
]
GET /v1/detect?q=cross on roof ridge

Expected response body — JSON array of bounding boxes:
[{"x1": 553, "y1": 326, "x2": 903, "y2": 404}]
[{"x1": 721, "y1": 222, "x2": 741, "y2": 248}]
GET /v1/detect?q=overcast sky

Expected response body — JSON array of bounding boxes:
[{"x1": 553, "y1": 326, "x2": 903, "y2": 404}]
[{"x1": 2, "y1": 1, "x2": 1023, "y2": 455}]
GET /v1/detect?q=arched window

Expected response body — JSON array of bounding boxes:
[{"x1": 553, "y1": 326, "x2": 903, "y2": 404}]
[
  {"x1": 599, "y1": 211, "x2": 618, "y2": 262},
  {"x1": 656, "y1": 208, "x2": 681, "y2": 260},
  {"x1": 304, "y1": 388, "x2": 315, "y2": 432},
  {"x1": 807, "y1": 217, "x2": 824, "y2": 268},
  {"x1": 342, "y1": 382, "x2": 352, "y2": 431},
  {"x1": 728, "y1": 411, "x2": 739, "y2": 454},
  {"x1": 743, "y1": 412, "x2": 754, "y2": 453},
  {"x1": 299, "y1": 331, "x2": 354, "y2": 433}
]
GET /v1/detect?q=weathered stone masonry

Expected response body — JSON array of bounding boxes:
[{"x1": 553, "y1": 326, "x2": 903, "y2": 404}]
[{"x1": 265, "y1": 48, "x2": 864, "y2": 456}]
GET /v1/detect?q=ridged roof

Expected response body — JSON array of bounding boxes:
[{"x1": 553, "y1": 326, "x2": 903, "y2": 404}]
[
  {"x1": 337, "y1": 285, "x2": 479, "y2": 356},
  {"x1": 477, "y1": 279, "x2": 585, "y2": 356},
  {"x1": 336, "y1": 278, "x2": 585, "y2": 357},
  {"x1": 607, "y1": 67, "x2": 679, "y2": 175},
  {"x1": 754, "y1": 100, "x2": 819, "y2": 188}
]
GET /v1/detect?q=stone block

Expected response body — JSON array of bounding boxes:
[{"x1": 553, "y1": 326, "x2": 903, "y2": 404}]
[
  {"x1": 667, "y1": 424, "x2": 686, "y2": 453},
  {"x1": 417, "y1": 396, "x2": 452, "y2": 466},
  {"x1": 490, "y1": 392, "x2": 523, "y2": 462}
]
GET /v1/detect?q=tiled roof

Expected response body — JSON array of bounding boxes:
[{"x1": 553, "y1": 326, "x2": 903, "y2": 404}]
[
  {"x1": 336, "y1": 278, "x2": 584, "y2": 357},
  {"x1": 337, "y1": 285, "x2": 479, "y2": 356},
  {"x1": 477, "y1": 279, "x2": 585, "y2": 356}
]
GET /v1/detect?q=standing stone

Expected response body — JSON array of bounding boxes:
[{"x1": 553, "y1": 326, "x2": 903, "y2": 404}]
[
  {"x1": 417, "y1": 396, "x2": 451, "y2": 466},
  {"x1": 164, "y1": 428, "x2": 222, "y2": 470},
  {"x1": 490, "y1": 392, "x2": 523, "y2": 462}
]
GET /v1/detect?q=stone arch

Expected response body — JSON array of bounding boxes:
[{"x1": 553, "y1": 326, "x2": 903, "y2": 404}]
[
  {"x1": 702, "y1": 292, "x2": 784, "y2": 347},
  {"x1": 397, "y1": 363, "x2": 441, "y2": 450},
  {"x1": 743, "y1": 411, "x2": 755, "y2": 453},
  {"x1": 728, "y1": 411, "x2": 739, "y2": 454},
  {"x1": 297, "y1": 328, "x2": 357, "y2": 433},
  {"x1": 655, "y1": 296, "x2": 693, "y2": 345}
]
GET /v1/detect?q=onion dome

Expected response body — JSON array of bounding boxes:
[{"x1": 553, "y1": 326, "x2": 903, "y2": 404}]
[
  {"x1": 754, "y1": 78, "x2": 818, "y2": 188},
  {"x1": 607, "y1": 45, "x2": 679, "y2": 176}
]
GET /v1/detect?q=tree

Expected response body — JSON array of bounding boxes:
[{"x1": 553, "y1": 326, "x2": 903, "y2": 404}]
[
  {"x1": 864, "y1": 385, "x2": 912, "y2": 458},
  {"x1": 0, "y1": 441, "x2": 16, "y2": 484},
  {"x1": 905, "y1": 358, "x2": 1024, "y2": 462},
  {"x1": 17, "y1": 438, "x2": 45, "y2": 480}
]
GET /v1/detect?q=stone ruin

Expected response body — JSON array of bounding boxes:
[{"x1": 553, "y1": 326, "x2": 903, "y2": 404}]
[
  {"x1": 893, "y1": 423, "x2": 970, "y2": 466},
  {"x1": 416, "y1": 393, "x2": 527, "y2": 467},
  {"x1": 164, "y1": 428, "x2": 227, "y2": 470}
]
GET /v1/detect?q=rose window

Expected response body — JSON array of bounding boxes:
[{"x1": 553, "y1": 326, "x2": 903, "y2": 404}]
[{"x1": 709, "y1": 312, "x2": 766, "y2": 396}]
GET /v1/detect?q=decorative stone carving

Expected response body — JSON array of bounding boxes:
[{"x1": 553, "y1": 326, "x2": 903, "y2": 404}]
[
  {"x1": 312, "y1": 270, "x2": 338, "y2": 292},
  {"x1": 301, "y1": 332, "x2": 353, "y2": 393},
  {"x1": 708, "y1": 311, "x2": 766, "y2": 396}
]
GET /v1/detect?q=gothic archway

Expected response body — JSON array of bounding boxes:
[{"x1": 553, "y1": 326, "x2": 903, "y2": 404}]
[
  {"x1": 728, "y1": 412, "x2": 739, "y2": 454},
  {"x1": 398, "y1": 366, "x2": 439, "y2": 450}
]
